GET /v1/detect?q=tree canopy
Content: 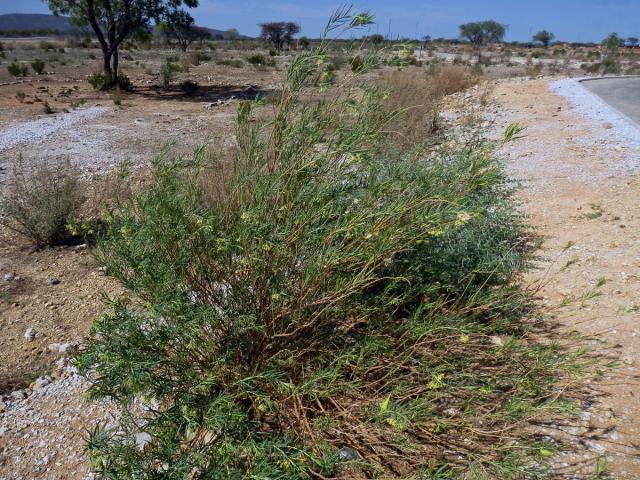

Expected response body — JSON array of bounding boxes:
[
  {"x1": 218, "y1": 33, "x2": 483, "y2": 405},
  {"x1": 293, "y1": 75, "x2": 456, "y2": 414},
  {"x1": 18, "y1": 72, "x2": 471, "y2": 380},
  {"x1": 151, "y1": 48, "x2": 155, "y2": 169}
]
[
  {"x1": 459, "y1": 20, "x2": 506, "y2": 46},
  {"x1": 259, "y1": 21, "x2": 300, "y2": 51},
  {"x1": 533, "y1": 30, "x2": 555, "y2": 48}
]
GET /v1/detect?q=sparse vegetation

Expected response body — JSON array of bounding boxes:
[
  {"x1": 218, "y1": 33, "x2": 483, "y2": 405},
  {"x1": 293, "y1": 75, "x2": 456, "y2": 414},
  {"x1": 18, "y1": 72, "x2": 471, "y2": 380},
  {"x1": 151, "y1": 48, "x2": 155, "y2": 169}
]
[
  {"x1": 217, "y1": 58, "x2": 243, "y2": 68},
  {"x1": 259, "y1": 21, "x2": 300, "y2": 51},
  {"x1": 533, "y1": 30, "x2": 555, "y2": 49},
  {"x1": 0, "y1": 158, "x2": 85, "y2": 247},
  {"x1": 160, "y1": 60, "x2": 181, "y2": 88},
  {"x1": 42, "y1": 101, "x2": 54, "y2": 114},
  {"x1": 246, "y1": 53, "x2": 276, "y2": 67}
]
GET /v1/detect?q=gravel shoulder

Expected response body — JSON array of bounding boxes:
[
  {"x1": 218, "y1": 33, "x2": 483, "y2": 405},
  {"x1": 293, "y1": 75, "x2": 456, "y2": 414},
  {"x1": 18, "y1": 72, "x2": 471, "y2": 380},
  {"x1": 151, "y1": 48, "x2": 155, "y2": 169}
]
[{"x1": 495, "y1": 77, "x2": 640, "y2": 477}]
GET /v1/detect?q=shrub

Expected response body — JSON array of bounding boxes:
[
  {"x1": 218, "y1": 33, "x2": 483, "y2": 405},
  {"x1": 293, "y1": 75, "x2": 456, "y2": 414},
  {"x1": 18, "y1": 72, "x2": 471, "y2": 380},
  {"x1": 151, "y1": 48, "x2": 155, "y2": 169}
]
[
  {"x1": 15, "y1": 91, "x2": 26, "y2": 103},
  {"x1": 217, "y1": 58, "x2": 243, "y2": 68},
  {"x1": 160, "y1": 60, "x2": 180, "y2": 89},
  {"x1": 180, "y1": 79, "x2": 199, "y2": 95},
  {"x1": 7, "y1": 62, "x2": 28, "y2": 77},
  {"x1": 0, "y1": 158, "x2": 85, "y2": 247},
  {"x1": 31, "y1": 58, "x2": 45, "y2": 74},
  {"x1": 78, "y1": 12, "x2": 586, "y2": 480},
  {"x1": 88, "y1": 72, "x2": 133, "y2": 91},
  {"x1": 246, "y1": 53, "x2": 276, "y2": 66},
  {"x1": 42, "y1": 101, "x2": 54, "y2": 114}
]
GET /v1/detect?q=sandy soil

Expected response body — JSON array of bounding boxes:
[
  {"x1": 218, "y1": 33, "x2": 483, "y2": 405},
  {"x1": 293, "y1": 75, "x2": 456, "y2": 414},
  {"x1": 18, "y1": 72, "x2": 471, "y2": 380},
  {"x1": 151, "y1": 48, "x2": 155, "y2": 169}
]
[{"x1": 494, "y1": 78, "x2": 640, "y2": 477}]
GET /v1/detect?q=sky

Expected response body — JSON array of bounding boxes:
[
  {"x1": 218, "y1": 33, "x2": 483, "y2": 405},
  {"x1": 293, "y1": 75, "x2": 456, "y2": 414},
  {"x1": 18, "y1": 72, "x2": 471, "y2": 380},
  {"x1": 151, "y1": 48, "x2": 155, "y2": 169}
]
[{"x1": 1, "y1": 0, "x2": 640, "y2": 43}]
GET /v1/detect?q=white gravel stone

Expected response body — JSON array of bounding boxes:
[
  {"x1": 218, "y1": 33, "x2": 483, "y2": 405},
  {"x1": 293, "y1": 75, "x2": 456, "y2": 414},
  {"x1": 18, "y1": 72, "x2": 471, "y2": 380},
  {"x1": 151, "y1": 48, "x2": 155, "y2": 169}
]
[{"x1": 0, "y1": 107, "x2": 107, "y2": 152}]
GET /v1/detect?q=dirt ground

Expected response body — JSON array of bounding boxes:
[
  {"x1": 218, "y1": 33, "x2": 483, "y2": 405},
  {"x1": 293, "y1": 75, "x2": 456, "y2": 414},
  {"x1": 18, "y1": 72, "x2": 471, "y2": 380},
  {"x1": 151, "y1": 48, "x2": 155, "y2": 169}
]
[{"x1": 493, "y1": 78, "x2": 640, "y2": 477}]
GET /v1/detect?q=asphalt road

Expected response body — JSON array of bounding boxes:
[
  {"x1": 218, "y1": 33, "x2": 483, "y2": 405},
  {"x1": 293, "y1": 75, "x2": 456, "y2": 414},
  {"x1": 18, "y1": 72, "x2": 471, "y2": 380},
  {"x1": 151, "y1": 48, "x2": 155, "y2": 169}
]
[{"x1": 582, "y1": 77, "x2": 640, "y2": 125}]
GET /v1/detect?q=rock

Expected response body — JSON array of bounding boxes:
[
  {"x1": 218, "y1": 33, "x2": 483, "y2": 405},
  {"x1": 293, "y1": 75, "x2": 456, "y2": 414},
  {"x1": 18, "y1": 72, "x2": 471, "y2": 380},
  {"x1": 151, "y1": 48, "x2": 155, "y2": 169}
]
[
  {"x1": 337, "y1": 447, "x2": 360, "y2": 461},
  {"x1": 33, "y1": 376, "x2": 52, "y2": 391},
  {"x1": 10, "y1": 389, "x2": 27, "y2": 401},
  {"x1": 48, "y1": 277, "x2": 61, "y2": 285},
  {"x1": 0, "y1": 400, "x2": 5, "y2": 412},
  {"x1": 47, "y1": 342, "x2": 72, "y2": 354},
  {"x1": 134, "y1": 432, "x2": 152, "y2": 450},
  {"x1": 24, "y1": 328, "x2": 37, "y2": 341},
  {"x1": 3, "y1": 272, "x2": 15, "y2": 281}
]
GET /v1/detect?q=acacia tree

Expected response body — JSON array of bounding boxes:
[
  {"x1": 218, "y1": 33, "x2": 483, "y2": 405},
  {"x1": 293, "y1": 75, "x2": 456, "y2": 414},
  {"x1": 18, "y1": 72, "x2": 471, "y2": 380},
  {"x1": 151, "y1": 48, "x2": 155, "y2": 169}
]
[
  {"x1": 259, "y1": 21, "x2": 300, "y2": 51},
  {"x1": 533, "y1": 30, "x2": 555, "y2": 48},
  {"x1": 47, "y1": 0, "x2": 198, "y2": 88},
  {"x1": 161, "y1": 10, "x2": 210, "y2": 52},
  {"x1": 459, "y1": 20, "x2": 506, "y2": 59}
]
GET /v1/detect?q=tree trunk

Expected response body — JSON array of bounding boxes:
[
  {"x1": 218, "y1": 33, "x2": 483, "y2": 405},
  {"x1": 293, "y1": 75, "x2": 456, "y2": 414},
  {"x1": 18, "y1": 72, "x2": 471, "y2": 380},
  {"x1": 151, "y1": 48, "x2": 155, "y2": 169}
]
[
  {"x1": 102, "y1": 47, "x2": 113, "y2": 88},
  {"x1": 111, "y1": 48, "x2": 119, "y2": 86}
]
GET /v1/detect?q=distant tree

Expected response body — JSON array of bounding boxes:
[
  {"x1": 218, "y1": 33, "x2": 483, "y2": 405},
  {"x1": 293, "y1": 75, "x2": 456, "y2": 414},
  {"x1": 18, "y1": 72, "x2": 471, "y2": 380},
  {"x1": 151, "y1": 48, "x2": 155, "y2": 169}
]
[
  {"x1": 259, "y1": 22, "x2": 300, "y2": 51},
  {"x1": 602, "y1": 32, "x2": 622, "y2": 74},
  {"x1": 626, "y1": 37, "x2": 639, "y2": 48},
  {"x1": 459, "y1": 20, "x2": 506, "y2": 60},
  {"x1": 297, "y1": 36, "x2": 310, "y2": 50},
  {"x1": 161, "y1": 11, "x2": 210, "y2": 52},
  {"x1": 533, "y1": 30, "x2": 555, "y2": 48},
  {"x1": 226, "y1": 28, "x2": 240, "y2": 40},
  {"x1": 46, "y1": 0, "x2": 198, "y2": 88},
  {"x1": 369, "y1": 33, "x2": 385, "y2": 45}
]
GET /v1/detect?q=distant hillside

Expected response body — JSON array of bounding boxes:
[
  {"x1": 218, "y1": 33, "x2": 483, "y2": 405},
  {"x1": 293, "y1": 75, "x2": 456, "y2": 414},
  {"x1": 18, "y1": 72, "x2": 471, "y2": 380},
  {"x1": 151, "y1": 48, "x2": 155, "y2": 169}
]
[
  {"x1": 0, "y1": 13, "x2": 84, "y2": 35},
  {"x1": 0, "y1": 13, "x2": 249, "y2": 39}
]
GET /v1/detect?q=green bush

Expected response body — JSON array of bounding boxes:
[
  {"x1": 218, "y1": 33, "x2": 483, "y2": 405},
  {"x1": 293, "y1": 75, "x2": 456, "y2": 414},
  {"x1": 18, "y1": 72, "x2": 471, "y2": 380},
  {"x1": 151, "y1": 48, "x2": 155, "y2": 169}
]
[
  {"x1": 42, "y1": 101, "x2": 54, "y2": 114},
  {"x1": 7, "y1": 61, "x2": 28, "y2": 77},
  {"x1": 160, "y1": 60, "x2": 181, "y2": 89},
  {"x1": 78, "y1": 12, "x2": 586, "y2": 480},
  {"x1": 31, "y1": 58, "x2": 45, "y2": 74},
  {"x1": 88, "y1": 72, "x2": 133, "y2": 91},
  {"x1": 217, "y1": 58, "x2": 244, "y2": 68},
  {"x1": 180, "y1": 79, "x2": 199, "y2": 95},
  {"x1": 0, "y1": 158, "x2": 85, "y2": 247},
  {"x1": 246, "y1": 53, "x2": 276, "y2": 66}
]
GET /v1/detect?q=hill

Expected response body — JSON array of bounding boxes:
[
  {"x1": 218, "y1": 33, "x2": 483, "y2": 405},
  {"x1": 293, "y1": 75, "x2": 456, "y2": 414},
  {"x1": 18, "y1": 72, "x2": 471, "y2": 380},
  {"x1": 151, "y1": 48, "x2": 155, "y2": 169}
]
[
  {"x1": 0, "y1": 13, "x2": 249, "y2": 39},
  {"x1": 0, "y1": 13, "x2": 82, "y2": 35}
]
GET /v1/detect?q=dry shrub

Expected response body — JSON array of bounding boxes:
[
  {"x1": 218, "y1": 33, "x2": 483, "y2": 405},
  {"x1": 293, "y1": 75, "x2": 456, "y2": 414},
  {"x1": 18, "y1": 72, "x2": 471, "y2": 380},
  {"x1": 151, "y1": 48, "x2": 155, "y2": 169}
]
[
  {"x1": 428, "y1": 64, "x2": 479, "y2": 97},
  {"x1": 0, "y1": 157, "x2": 85, "y2": 247},
  {"x1": 376, "y1": 64, "x2": 480, "y2": 148}
]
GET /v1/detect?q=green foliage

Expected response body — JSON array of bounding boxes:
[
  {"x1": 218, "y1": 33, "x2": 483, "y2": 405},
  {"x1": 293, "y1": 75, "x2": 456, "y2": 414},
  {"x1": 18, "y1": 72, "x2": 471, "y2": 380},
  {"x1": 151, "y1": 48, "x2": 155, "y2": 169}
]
[
  {"x1": 217, "y1": 58, "x2": 243, "y2": 68},
  {"x1": 459, "y1": 20, "x2": 507, "y2": 46},
  {"x1": 246, "y1": 53, "x2": 276, "y2": 67},
  {"x1": 160, "y1": 60, "x2": 180, "y2": 88},
  {"x1": 88, "y1": 72, "x2": 132, "y2": 91},
  {"x1": 78, "y1": 9, "x2": 588, "y2": 480},
  {"x1": 0, "y1": 158, "x2": 85, "y2": 247},
  {"x1": 602, "y1": 32, "x2": 622, "y2": 74},
  {"x1": 31, "y1": 58, "x2": 46, "y2": 74},
  {"x1": 533, "y1": 30, "x2": 555, "y2": 48},
  {"x1": 7, "y1": 61, "x2": 28, "y2": 77}
]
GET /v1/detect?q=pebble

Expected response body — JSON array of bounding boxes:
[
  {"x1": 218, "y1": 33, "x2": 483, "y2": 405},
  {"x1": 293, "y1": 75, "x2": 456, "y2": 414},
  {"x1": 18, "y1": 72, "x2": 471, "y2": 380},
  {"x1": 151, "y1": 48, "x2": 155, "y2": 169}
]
[
  {"x1": 48, "y1": 278, "x2": 61, "y2": 285},
  {"x1": 3, "y1": 272, "x2": 15, "y2": 281},
  {"x1": 24, "y1": 328, "x2": 37, "y2": 341}
]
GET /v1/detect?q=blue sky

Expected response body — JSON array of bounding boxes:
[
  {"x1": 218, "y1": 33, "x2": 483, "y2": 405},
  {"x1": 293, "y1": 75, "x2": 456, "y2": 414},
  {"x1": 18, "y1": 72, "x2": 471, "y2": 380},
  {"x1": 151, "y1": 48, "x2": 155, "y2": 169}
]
[{"x1": 2, "y1": 0, "x2": 640, "y2": 42}]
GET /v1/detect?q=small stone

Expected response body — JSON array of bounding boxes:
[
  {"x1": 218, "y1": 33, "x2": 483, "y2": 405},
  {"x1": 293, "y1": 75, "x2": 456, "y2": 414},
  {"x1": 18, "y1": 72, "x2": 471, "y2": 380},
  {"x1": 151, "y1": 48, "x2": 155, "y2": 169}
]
[
  {"x1": 10, "y1": 390, "x2": 27, "y2": 401},
  {"x1": 24, "y1": 328, "x2": 37, "y2": 341},
  {"x1": 135, "y1": 432, "x2": 152, "y2": 450},
  {"x1": 337, "y1": 447, "x2": 360, "y2": 461},
  {"x1": 34, "y1": 376, "x2": 52, "y2": 390},
  {"x1": 3, "y1": 273, "x2": 15, "y2": 281},
  {"x1": 48, "y1": 278, "x2": 61, "y2": 285}
]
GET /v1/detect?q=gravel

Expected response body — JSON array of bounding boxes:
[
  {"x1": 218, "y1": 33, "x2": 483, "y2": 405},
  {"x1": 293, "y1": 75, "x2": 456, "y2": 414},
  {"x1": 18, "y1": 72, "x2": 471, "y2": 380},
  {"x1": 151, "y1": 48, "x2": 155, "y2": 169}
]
[
  {"x1": 550, "y1": 78, "x2": 640, "y2": 172},
  {"x1": 0, "y1": 107, "x2": 108, "y2": 152}
]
